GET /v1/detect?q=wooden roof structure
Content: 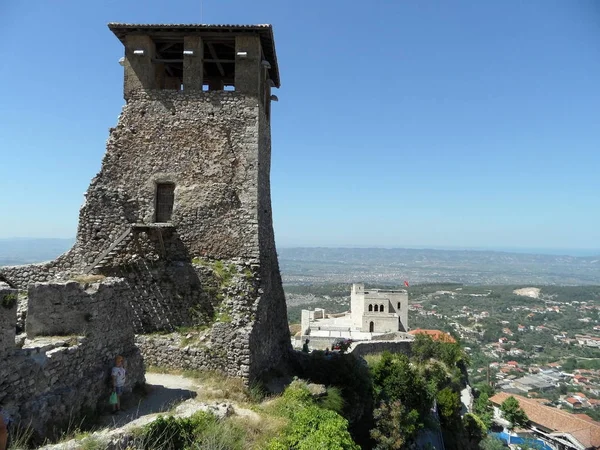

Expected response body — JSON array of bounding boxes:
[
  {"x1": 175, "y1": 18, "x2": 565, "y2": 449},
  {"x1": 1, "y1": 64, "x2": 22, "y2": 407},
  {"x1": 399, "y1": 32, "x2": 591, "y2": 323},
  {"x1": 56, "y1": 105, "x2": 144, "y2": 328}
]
[{"x1": 108, "y1": 23, "x2": 280, "y2": 88}]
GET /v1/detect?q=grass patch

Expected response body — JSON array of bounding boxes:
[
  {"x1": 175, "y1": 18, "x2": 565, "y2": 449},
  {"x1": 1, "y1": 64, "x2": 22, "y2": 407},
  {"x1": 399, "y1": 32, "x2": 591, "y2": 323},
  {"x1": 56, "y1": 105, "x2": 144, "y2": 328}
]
[
  {"x1": 289, "y1": 323, "x2": 302, "y2": 337},
  {"x1": 1, "y1": 292, "x2": 17, "y2": 309},
  {"x1": 363, "y1": 352, "x2": 385, "y2": 367}
]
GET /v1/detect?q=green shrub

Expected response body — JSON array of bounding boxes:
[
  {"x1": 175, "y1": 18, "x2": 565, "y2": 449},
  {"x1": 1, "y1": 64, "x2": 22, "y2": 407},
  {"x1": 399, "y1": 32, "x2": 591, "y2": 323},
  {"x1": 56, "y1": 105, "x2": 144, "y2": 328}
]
[
  {"x1": 266, "y1": 381, "x2": 359, "y2": 450},
  {"x1": 1, "y1": 293, "x2": 17, "y2": 309},
  {"x1": 141, "y1": 411, "x2": 217, "y2": 449},
  {"x1": 319, "y1": 386, "x2": 345, "y2": 414}
]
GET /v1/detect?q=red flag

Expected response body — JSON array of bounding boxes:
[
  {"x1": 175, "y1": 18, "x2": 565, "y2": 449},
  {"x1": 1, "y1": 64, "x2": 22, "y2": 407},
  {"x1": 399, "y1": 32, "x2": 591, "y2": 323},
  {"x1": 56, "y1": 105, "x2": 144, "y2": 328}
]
[{"x1": 404, "y1": 281, "x2": 409, "y2": 287}]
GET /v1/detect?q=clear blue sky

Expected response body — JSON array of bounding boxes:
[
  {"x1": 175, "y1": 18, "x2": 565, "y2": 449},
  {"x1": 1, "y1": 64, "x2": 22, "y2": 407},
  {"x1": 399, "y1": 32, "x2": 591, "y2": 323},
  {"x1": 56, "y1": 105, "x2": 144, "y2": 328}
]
[{"x1": 1, "y1": 1, "x2": 599, "y2": 252}]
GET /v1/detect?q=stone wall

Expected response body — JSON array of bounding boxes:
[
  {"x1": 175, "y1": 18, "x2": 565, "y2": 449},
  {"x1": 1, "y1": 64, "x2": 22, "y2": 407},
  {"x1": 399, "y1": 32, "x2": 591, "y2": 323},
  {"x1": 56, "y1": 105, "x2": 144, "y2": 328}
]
[
  {"x1": 0, "y1": 279, "x2": 144, "y2": 438},
  {"x1": 66, "y1": 90, "x2": 264, "y2": 270},
  {"x1": 0, "y1": 260, "x2": 62, "y2": 290},
  {"x1": 0, "y1": 60, "x2": 290, "y2": 383},
  {"x1": 0, "y1": 282, "x2": 17, "y2": 358},
  {"x1": 350, "y1": 340, "x2": 412, "y2": 358},
  {"x1": 133, "y1": 254, "x2": 285, "y2": 380}
]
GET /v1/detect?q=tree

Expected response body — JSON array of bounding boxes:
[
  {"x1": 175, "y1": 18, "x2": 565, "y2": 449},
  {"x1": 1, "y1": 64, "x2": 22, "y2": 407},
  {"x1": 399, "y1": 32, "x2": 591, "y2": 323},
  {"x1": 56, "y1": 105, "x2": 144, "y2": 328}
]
[
  {"x1": 472, "y1": 392, "x2": 493, "y2": 429},
  {"x1": 463, "y1": 413, "x2": 486, "y2": 446},
  {"x1": 370, "y1": 400, "x2": 421, "y2": 450},
  {"x1": 479, "y1": 436, "x2": 506, "y2": 450},
  {"x1": 500, "y1": 396, "x2": 529, "y2": 444},
  {"x1": 370, "y1": 352, "x2": 431, "y2": 416},
  {"x1": 437, "y1": 387, "x2": 461, "y2": 427},
  {"x1": 562, "y1": 357, "x2": 577, "y2": 372}
]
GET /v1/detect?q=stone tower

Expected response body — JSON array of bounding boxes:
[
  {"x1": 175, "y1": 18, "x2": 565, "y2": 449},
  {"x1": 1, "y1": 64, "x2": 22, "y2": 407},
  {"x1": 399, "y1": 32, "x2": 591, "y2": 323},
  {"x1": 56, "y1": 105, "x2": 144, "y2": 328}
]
[{"x1": 0, "y1": 24, "x2": 291, "y2": 380}]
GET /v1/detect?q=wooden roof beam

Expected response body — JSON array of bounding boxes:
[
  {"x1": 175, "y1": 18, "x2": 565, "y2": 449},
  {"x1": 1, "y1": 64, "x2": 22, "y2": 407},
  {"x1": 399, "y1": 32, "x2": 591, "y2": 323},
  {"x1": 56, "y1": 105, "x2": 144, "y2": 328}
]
[{"x1": 207, "y1": 42, "x2": 225, "y2": 77}]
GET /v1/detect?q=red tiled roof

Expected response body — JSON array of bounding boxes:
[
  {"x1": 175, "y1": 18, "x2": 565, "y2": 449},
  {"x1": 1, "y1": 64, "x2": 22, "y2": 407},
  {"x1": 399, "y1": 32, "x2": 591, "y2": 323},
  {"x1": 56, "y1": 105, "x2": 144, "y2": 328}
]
[
  {"x1": 490, "y1": 392, "x2": 600, "y2": 449},
  {"x1": 408, "y1": 329, "x2": 456, "y2": 343}
]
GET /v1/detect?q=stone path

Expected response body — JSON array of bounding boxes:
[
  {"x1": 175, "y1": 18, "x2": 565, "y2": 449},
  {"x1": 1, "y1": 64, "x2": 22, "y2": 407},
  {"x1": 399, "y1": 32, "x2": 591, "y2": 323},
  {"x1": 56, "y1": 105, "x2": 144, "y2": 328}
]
[
  {"x1": 40, "y1": 373, "x2": 234, "y2": 449},
  {"x1": 98, "y1": 373, "x2": 199, "y2": 428}
]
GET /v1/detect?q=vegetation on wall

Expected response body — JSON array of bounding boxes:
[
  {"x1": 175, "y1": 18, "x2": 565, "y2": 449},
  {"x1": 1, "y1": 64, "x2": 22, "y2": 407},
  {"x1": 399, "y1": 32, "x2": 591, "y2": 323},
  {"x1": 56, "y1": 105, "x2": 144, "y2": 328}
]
[{"x1": 1, "y1": 292, "x2": 17, "y2": 309}]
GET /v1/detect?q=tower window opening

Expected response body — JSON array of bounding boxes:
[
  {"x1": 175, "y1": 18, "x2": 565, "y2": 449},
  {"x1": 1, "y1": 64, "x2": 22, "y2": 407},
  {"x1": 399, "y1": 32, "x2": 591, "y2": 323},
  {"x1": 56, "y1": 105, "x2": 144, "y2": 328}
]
[
  {"x1": 154, "y1": 41, "x2": 184, "y2": 90},
  {"x1": 155, "y1": 183, "x2": 175, "y2": 223},
  {"x1": 203, "y1": 39, "x2": 236, "y2": 91},
  {"x1": 374, "y1": 305, "x2": 379, "y2": 312},
  {"x1": 368, "y1": 304, "x2": 373, "y2": 312}
]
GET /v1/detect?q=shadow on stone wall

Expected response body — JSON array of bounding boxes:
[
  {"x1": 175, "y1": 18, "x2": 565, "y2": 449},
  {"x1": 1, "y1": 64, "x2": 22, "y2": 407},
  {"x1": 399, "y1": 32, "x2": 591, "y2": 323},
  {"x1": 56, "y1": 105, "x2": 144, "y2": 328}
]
[{"x1": 0, "y1": 279, "x2": 145, "y2": 441}]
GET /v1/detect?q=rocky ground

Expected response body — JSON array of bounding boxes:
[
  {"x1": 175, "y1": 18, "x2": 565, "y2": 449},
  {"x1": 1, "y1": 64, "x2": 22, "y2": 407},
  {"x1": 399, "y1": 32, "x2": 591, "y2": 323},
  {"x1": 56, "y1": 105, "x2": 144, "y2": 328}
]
[{"x1": 39, "y1": 373, "x2": 243, "y2": 450}]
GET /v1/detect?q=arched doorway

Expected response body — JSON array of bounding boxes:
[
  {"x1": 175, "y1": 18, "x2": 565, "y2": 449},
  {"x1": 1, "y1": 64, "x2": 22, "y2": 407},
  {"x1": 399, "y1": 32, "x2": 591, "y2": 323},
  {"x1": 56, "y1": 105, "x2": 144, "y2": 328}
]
[{"x1": 369, "y1": 321, "x2": 374, "y2": 332}]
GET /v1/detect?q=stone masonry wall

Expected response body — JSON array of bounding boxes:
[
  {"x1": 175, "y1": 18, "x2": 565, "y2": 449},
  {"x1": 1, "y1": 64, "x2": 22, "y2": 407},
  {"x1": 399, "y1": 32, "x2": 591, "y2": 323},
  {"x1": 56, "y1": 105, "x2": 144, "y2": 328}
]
[
  {"x1": 0, "y1": 279, "x2": 144, "y2": 438},
  {"x1": 0, "y1": 87, "x2": 291, "y2": 382},
  {"x1": 247, "y1": 108, "x2": 292, "y2": 380},
  {"x1": 66, "y1": 90, "x2": 263, "y2": 271},
  {"x1": 350, "y1": 340, "x2": 412, "y2": 358},
  {"x1": 0, "y1": 282, "x2": 17, "y2": 358}
]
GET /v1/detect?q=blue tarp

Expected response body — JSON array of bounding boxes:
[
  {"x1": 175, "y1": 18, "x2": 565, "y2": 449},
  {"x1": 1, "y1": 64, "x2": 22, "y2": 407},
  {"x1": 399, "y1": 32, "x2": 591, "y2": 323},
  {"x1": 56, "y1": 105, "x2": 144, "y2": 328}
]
[{"x1": 490, "y1": 431, "x2": 554, "y2": 450}]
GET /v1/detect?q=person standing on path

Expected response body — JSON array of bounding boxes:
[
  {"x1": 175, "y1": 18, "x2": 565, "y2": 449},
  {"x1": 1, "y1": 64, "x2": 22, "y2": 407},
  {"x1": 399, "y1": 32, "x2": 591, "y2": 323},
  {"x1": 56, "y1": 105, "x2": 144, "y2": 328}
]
[
  {"x1": 302, "y1": 339, "x2": 310, "y2": 353},
  {"x1": 111, "y1": 356, "x2": 126, "y2": 414}
]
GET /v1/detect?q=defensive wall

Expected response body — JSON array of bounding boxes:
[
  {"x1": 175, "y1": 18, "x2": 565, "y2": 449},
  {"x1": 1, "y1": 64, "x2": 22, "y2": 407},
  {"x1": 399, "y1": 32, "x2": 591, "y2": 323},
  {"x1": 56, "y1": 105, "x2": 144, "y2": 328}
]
[
  {"x1": 349, "y1": 340, "x2": 412, "y2": 358},
  {"x1": 0, "y1": 279, "x2": 144, "y2": 438}
]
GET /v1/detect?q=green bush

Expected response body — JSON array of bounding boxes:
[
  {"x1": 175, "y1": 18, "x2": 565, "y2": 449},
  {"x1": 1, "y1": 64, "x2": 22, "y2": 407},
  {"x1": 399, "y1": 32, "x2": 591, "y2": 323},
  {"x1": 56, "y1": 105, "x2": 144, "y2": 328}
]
[
  {"x1": 319, "y1": 386, "x2": 345, "y2": 414},
  {"x1": 140, "y1": 411, "x2": 246, "y2": 450},
  {"x1": 267, "y1": 381, "x2": 359, "y2": 450},
  {"x1": 1, "y1": 293, "x2": 17, "y2": 309}
]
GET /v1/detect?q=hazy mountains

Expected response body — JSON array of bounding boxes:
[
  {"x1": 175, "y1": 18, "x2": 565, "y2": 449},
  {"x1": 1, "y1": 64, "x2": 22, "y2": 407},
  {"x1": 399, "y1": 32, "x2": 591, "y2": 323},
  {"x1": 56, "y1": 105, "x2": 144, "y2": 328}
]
[{"x1": 1, "y1": 239, "x2": 598, "y2": 285}]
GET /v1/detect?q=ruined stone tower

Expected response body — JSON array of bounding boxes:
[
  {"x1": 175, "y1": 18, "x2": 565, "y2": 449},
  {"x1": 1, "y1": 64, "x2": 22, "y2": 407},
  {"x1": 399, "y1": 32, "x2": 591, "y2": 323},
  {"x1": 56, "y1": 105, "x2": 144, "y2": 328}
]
[{"x1": 1, "y1": 24, "x2": 291, "y2": 380}]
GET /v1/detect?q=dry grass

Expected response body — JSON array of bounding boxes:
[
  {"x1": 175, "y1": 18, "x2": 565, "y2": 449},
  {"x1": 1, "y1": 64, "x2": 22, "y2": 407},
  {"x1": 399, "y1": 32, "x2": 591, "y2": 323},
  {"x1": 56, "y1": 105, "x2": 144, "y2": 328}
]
[
  {"x1": 70, "y1": 274, "x2": 107, "y2": 284},
  {"x1": 288, "y1": 323, "x2": 302, "y2": 337},
  {"x1": 230, "y1": 413, "x2": 288, "y2": 449},
  {"x1": 143, "y1": 366, "x2": 290, "y2": 449}
]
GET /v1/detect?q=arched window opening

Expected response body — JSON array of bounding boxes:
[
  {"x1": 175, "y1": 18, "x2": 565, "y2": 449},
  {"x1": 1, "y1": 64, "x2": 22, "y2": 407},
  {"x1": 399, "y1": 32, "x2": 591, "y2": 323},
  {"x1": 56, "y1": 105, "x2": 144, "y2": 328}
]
[
  {"x1": 397, "y1": 302, "x2": 401, "y2": 310},
  {"x1": 380, "y1": 304, "x2": 385, "y2": 313},
  {"x1": 368, "y1": 304, "x2": 373, "y2": 312},
  {"x1": 369, "y1": 321, "x2": 374, "y2": 332}
]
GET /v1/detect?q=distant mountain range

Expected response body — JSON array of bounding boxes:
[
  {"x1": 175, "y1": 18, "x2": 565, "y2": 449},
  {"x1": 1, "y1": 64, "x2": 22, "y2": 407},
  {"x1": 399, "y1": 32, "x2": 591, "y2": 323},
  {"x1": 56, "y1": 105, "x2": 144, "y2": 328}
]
[{"x1": 1, "y1": 239, "x2": 598, "y2": 285}]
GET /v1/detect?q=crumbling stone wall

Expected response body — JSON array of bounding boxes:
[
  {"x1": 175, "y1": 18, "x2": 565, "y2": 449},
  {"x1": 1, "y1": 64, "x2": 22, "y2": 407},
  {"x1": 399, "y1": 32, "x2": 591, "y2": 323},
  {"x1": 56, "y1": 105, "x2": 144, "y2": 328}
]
[
  {"x1": 0, "y1": 282, "x2": 17, "y2": 358},
  {"x1": 0, "y1": 45, "x2": 291, "y2": 383},
  {"x1": 0, "y1": 279, "x2": 144, "y2": 438},
  {"x1": 0, "y1": 260, "x2": 62, "y2": 290}
]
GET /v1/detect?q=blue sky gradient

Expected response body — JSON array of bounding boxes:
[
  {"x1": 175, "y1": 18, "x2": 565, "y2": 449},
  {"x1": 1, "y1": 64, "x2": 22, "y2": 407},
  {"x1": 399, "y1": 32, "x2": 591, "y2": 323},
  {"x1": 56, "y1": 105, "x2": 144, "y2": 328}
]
[{"x1": 0, "y1": 1, "x2": 598, "y2": 251}]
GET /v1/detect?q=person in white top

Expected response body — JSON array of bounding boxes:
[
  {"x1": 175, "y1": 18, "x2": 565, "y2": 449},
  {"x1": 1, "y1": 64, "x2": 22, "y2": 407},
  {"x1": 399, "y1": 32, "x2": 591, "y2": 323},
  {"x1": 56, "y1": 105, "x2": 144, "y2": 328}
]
[{"x1": 111, "y1": 355, "x2": 126, "y2": 413}]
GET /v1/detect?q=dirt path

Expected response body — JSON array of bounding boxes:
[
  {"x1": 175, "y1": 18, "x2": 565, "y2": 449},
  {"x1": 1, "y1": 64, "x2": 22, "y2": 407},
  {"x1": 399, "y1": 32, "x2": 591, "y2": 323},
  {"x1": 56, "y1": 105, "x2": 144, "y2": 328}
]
[{"x1": 98, "y1": 373, "x2": 199, "y2": 428}]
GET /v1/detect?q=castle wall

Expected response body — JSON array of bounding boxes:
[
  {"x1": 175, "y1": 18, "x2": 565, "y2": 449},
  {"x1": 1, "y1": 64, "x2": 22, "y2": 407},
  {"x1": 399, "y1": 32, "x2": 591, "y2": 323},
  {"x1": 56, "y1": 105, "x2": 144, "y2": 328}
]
[
  {"x1": 65, "y1": 90, "x2": 262, "y2": 271},
  {"x1": 0, "y1": 282, "x2": 17, "y2": 357},
  {"x1": 247, "y1": 108, "x2": 292, "y2": 380},
  {"x1": 0, "y1": 279, "x2": 144, "y2": 437},
  {"x1": 0, "y1": 260, "x2": 62, "y2": 290},
  {"x1": 350, "y1": 340, "x2": 412, "y2": 358}
]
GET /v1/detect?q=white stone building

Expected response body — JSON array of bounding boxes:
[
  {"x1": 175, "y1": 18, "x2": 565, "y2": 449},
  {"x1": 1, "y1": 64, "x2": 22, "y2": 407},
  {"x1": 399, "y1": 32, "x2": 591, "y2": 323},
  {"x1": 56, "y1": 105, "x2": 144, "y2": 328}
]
[
  {"x1": 298, "y1": 283, "x2": 409, "y2": 348},
  {"x1": 350, "y1": 283, "x2": 409, "y2": 333}
]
